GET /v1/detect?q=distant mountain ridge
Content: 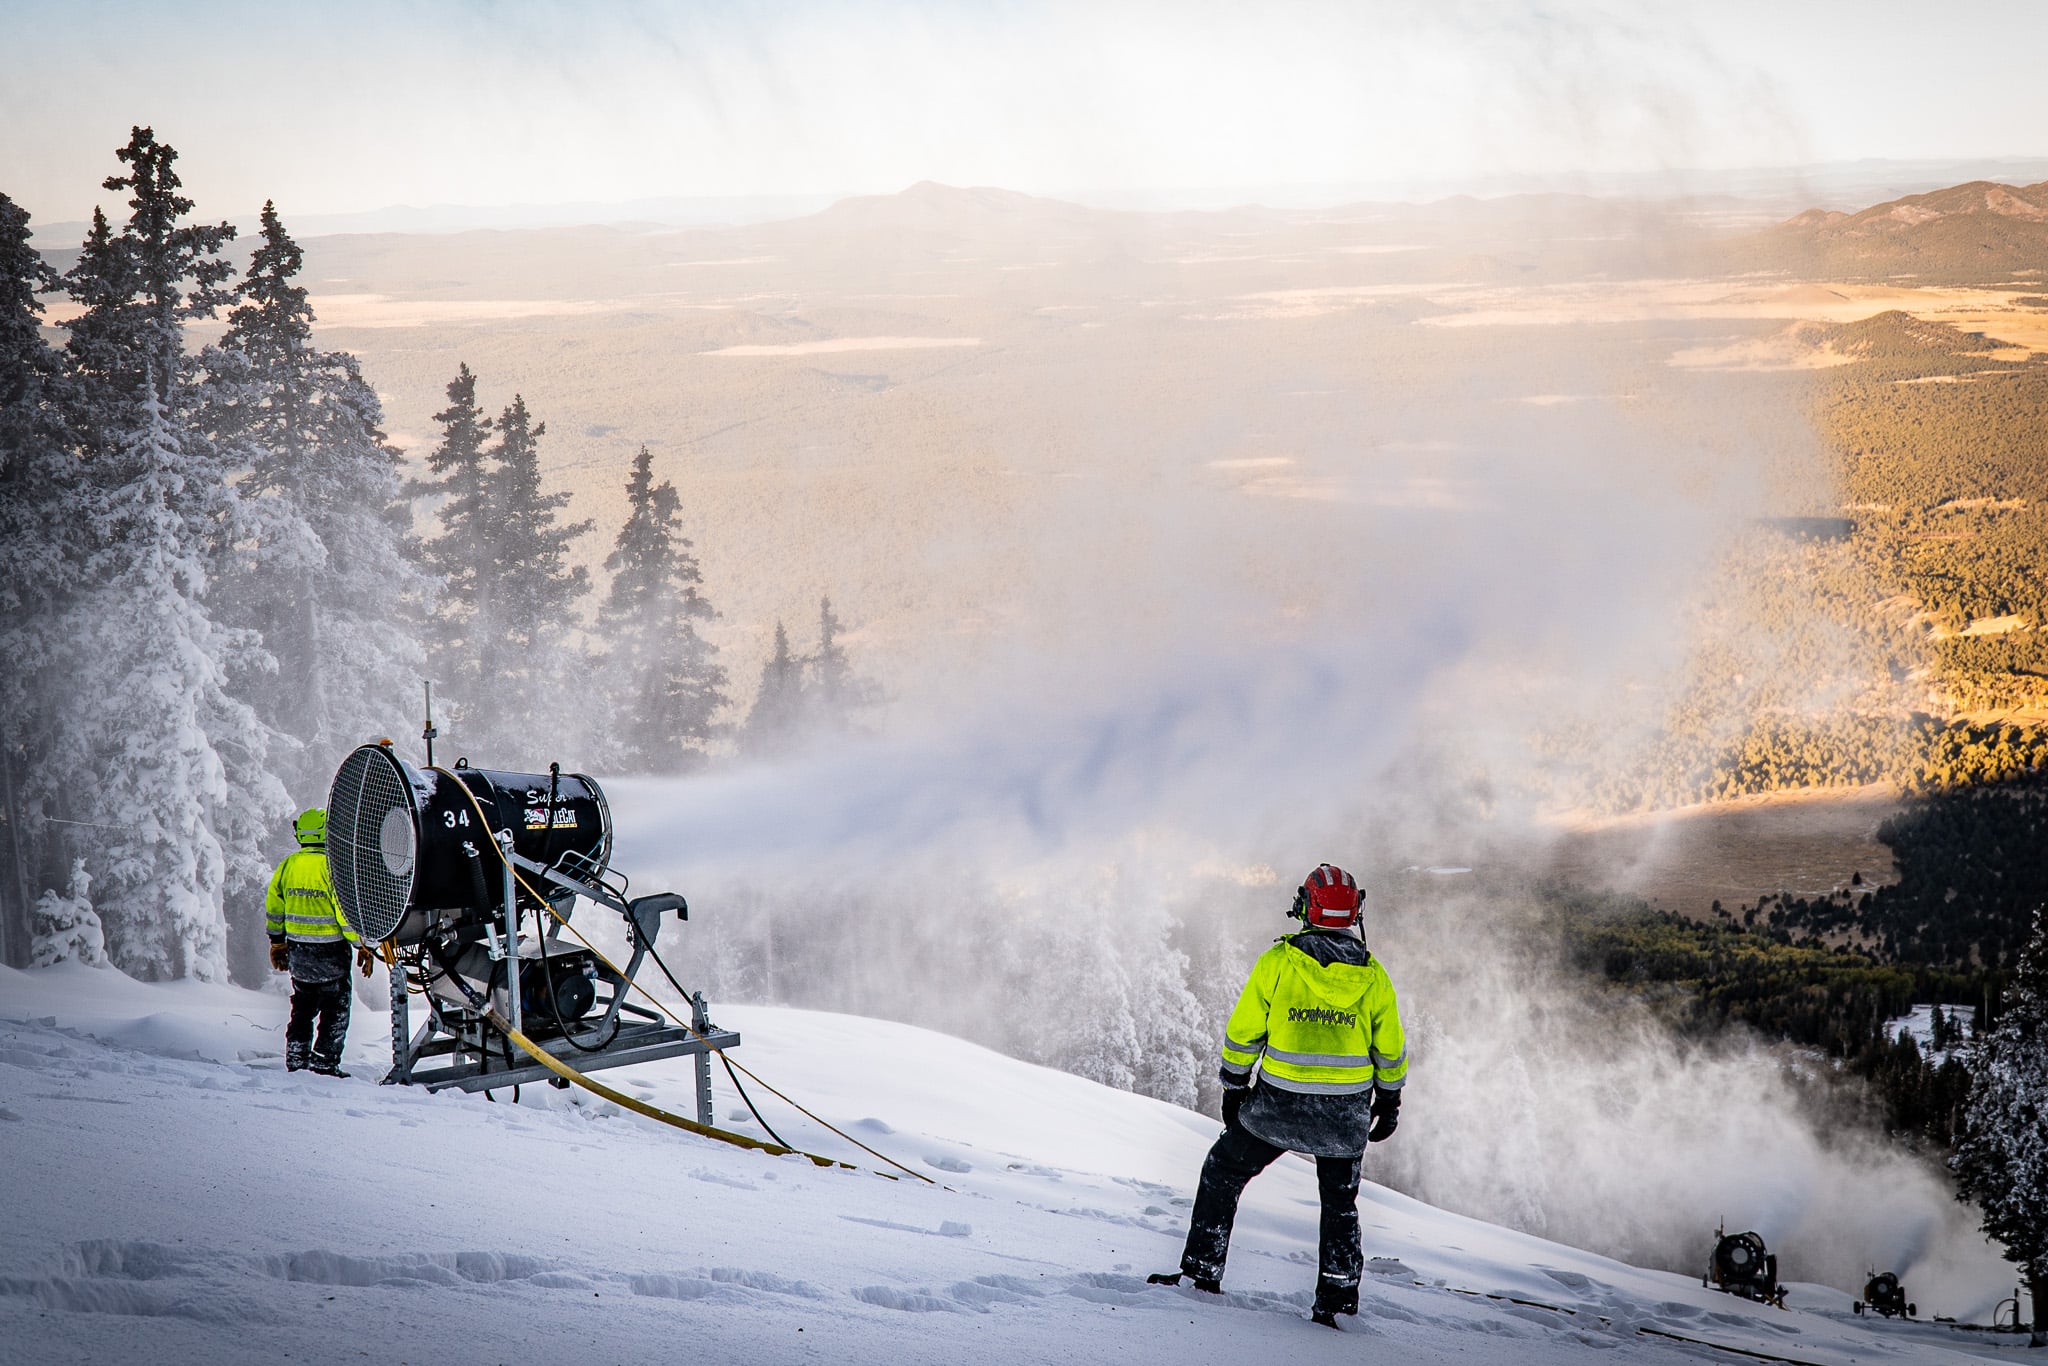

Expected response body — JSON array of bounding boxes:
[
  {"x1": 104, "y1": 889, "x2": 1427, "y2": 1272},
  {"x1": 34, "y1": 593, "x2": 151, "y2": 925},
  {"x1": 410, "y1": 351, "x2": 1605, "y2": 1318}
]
[
  {"x1": 1755, "y1": 179, "x2": 2048, "y2": 284},
  {"x1": 1785, "y1": 179, "x2": 2048, "y2": 231}
]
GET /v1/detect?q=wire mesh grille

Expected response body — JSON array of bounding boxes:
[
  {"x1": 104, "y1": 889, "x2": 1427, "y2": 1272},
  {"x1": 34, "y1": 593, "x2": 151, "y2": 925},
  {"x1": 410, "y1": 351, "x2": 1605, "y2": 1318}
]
[{"x1": 327, "y1": 745, "x2": 416, "y2": 942}]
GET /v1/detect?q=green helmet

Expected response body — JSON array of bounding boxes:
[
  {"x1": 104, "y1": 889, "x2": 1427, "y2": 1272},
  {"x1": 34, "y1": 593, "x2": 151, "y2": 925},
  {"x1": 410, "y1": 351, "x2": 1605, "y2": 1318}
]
[{"x1": 293, "y1": 808, "x2": 326, "y2": 846}]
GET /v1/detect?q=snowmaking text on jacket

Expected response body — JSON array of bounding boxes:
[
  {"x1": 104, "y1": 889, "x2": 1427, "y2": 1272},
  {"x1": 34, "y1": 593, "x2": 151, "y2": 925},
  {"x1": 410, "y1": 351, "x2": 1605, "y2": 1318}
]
[
  {"x1": 265, "y1": 846, "x2": 358, "y2": 982},
  {"x1": 1219, "y1": 930, "x2": 1405, "y2": 1156}
]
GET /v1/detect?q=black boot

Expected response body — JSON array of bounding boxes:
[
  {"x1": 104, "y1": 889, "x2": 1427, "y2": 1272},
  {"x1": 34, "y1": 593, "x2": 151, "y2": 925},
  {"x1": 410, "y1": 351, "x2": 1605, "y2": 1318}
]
[
  {"x1": 1146, "y1": 1272, "x2": 1222, "y2": 1294},
  {"x1": 310, "y1": 1056, "x2": 350, "y2": 1078},
  {"x1": 1311, "y1": 1282, "x2": 1358, "y2": 1327}
]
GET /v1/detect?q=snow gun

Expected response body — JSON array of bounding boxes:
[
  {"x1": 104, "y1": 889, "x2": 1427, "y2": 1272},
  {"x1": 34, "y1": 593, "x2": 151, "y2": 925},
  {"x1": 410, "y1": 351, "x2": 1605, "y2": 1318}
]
[
  {"x1": 1852, "y1": 1269, "x2": 1915, "y2": 1319},
  {"x1": 1703, "y1": 1223, "x2": 1786, "y2": 1308},
  {"x1": 323, "y1": 738, "x2": 738, "y2": 1111}
]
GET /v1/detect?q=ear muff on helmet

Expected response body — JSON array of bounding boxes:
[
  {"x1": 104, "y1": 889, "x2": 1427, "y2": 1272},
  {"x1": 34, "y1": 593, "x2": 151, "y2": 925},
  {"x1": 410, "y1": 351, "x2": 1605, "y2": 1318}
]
[{"x1": 1296, "y1": 863, "x2": 1361, "y2": 929}]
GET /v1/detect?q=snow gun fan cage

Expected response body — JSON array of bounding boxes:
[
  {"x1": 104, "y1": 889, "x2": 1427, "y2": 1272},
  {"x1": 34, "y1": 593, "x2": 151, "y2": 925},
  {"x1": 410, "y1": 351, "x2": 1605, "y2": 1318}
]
[
  {"x1": 1703, "y1": 1225, "x2": 1786, "y2": 1309},
  {"x1": 325, "y1": 742, "x2": 738, "y2": 1112}
]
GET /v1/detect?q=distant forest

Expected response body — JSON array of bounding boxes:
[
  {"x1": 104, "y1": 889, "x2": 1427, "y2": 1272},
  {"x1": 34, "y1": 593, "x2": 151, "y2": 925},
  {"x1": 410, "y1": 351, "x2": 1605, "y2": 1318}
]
[
  {"x1": 1552, "y1": 888, "x2": 1979, "y2": 1153},
  {"x1": 1546, "y1": 308, "x2": 2048, "y2": 1155},
  {"x1": 1562, "y1": 310, "x2": 2048, "y2": 817},
  {"x1": 0, "y1": 128, "x2": 875, "y2": 981}
]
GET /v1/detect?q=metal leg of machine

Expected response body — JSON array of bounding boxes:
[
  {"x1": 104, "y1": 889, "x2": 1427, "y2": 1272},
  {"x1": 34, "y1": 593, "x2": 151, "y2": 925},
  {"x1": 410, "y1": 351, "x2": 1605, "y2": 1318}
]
[
  {"x1": 692, "y1": 991, "x2": 714, "y2": 1126},
  {"x1": 327, "y1": 742, "x2": 742, "y2": 1097},
  {"x1": 385, "y1": 952, "x2": 410, "y2": 1085}
]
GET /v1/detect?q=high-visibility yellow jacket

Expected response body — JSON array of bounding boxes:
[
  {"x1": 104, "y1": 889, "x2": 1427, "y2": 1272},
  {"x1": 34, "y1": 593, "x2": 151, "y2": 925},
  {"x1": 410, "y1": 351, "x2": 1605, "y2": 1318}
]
[
  {"x1": 1220, "y1": 931, "x2": 1406, "y2": 1097},
  {"x1": 264, "y1": 846, "x2": 358, "y2": 946}
]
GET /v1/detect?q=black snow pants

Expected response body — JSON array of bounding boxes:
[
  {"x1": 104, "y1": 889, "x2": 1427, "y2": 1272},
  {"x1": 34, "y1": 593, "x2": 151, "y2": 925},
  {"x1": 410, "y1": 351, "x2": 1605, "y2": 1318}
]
[
  {"x1": 1179, "y1": 1117, "x2": 1363, "y2": 1306},
  {"x1": 286, "y1": 976, "x2": 351, "y2": 1070}
]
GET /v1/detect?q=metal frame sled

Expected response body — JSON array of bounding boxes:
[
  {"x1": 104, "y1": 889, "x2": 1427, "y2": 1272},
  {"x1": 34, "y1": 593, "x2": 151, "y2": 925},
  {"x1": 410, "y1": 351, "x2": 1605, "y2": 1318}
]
[{"x1": 382, "y1": 837, "x2": 738, "y2": 1122}]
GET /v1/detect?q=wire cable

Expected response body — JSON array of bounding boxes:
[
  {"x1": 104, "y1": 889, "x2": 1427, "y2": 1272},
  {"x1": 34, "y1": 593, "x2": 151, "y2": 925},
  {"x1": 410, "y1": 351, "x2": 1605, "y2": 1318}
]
[{"x1": 642, "y1": 937, "x2": 792, "y2": 1150}]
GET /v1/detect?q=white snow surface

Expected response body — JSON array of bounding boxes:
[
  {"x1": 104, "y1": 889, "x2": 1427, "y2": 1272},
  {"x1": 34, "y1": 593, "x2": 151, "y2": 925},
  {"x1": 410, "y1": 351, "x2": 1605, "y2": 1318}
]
[
  {"x1": 0, "y1": 962, "x2": 2027, "y2": 1365},
  {"x1": 1887, "y1": 1002, "x2": 1978, "y2": 1066}
]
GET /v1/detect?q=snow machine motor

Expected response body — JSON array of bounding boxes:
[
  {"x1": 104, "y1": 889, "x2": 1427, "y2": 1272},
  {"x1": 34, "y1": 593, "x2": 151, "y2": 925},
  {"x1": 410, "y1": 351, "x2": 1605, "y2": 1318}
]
[
  {"x1": 1852, "y1": 1269, "x2": 1914, "y2": 1319},
  {"x1": 1703, "y1": 1224, "x2": 1785, "y2": 1308},
  {"x1": 325, "y1": 725, "x2": 737, "y2": 1109}
]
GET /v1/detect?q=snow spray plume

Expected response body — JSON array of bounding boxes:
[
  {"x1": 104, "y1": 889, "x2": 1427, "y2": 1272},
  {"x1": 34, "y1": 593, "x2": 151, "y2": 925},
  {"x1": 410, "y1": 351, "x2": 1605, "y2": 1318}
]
[
  {"x1": 597, "y1": 303, "x2": 2013, "y2": 1316},
  {"x1": 584, "y1": 12, "x2": 1964, "y2": 1311},
  {"x1": 1366, "y1": 880, "x2": 2008, "y2": 1319},
  {"x1": 614, "y1": 384, "x2": 1748, "y2": 873}
]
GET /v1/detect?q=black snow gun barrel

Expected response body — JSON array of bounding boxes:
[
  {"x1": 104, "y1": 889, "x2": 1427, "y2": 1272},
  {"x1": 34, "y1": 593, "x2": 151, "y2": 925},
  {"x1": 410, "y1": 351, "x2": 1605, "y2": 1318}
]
[
  {"x1": 322, "y1": 742, "x2": 735, "y2": 1095},
  {"x1": 325, "y1": 742, "x2": 610, "y2": 945},
  {"x1": 1704, "y1": 1226, "x2": 1786, "y2": 1308}
]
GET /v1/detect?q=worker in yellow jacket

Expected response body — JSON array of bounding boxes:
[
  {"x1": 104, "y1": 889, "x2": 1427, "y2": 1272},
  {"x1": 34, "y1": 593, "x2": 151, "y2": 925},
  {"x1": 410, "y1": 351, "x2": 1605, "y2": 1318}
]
[
  {"x1": 265, "y1": 808, "x2": 372, "y2": 1076},
  {"x1": 1150, "y1": 863, "x2": 1406, "y2": 1328}
]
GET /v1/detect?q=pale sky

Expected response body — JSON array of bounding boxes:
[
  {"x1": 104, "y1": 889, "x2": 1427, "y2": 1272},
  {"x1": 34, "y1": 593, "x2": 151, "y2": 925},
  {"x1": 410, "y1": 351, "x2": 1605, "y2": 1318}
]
[{"x1": 4, "y1": 0, "x2": 2047, "y2": 224}]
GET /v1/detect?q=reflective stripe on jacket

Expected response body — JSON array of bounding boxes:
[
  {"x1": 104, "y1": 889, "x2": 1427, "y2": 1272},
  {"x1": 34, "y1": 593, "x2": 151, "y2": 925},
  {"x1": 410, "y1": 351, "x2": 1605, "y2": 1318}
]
[
  {"x1": 1219, "y1": 932, "x2": 1405, "y2": 1097},
  {"x1": 264, "y1": 847, "x2": 358, "y2": 945}
]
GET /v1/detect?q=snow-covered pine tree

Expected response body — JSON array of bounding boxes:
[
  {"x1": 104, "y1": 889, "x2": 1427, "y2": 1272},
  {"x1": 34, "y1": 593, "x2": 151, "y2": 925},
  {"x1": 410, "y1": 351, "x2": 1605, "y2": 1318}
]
[
  {"x1": 30, "y1": 859, "x2": 103, "y2": 969},
  {"x1": 474, "y1": 394, "x2": 592, "y2": 754},
  {"x1": 60, "y1": 208, "x2": 143, "y2": 455},
  {"x1": 52, "y1": 129, "x2": 287, "y2": 980},
  {"x1": 59, "y1": 383, "x2": 247, "y2": 980},
  {"x1": 596, "y1": 446, "x2": 726, "y2": 772},
  {"x1": 204, "y1": 201, "x2": 429, "y2": 803},
  {"x1": 1951, "y1": 907, "x2": 2048, "y2": 1346},
  {"x1": 100, "y1": 127, "x2": 235, "y2": 411},
  {"x1": 1017, "y1": 885, "x2": 1207, "y2": 1109},
  {"x1": 0, "y1": 192, "x2": 79, "y2": 967},
  {"x1": 1128, "y1": 919, "x2": 1210, "y2": 1111},
  {"x1": 742, "y1": 620, "x2": 805, "y2": 757}
]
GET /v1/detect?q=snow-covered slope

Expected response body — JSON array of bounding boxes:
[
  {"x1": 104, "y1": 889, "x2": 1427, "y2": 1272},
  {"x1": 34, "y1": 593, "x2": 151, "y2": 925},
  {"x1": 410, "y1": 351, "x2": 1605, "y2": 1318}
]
[{"x1": 0, "y1": 963, "x2": 2021, "y2": 1365}]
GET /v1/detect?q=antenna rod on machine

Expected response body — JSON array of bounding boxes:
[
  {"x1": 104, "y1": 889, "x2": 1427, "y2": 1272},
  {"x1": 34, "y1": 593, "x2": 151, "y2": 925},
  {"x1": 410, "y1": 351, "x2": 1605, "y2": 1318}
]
[{"x1": 422, "y1": 681, "x2": 438, "y2": 768}]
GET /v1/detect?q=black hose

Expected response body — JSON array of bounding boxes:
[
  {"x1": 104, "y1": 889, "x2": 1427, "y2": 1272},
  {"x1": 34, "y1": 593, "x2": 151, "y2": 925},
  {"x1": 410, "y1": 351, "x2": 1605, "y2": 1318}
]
[
  {"x1": 718, "y1": 1052, "x2": 790, "y2": 1151},
  {"x1": 531, "y1": 913, "x2": 620, "y2": 1053},
  {"x1": 642, "y1": 938, "x2": 792, "y2": 1150}
]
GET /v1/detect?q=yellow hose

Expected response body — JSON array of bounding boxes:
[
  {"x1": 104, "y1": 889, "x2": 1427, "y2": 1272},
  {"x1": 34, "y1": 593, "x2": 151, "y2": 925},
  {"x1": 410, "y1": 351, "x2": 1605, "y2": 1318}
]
[
  {"x1": 487, "y1": 1011, "x2": 855, "y2": 1172},
  {"x1": 428, "y1": 767, "x2": 934, "y2": 1184}
]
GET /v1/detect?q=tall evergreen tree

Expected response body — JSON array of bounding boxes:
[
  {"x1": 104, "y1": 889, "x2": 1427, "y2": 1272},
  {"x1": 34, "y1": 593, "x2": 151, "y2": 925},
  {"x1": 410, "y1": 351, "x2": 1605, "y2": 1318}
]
[
  {"x1": 50, "y1": 129, "x2": 285, "y2": 979},
  {"x1": 417, "y1": 364, "x2": 496, "y2": 730},
  {"x1": 486, "y1": 396, "x2": 590, "y2": 642},
  {"x1": 1952, "y1": 908, "x2": 2048, "y2": 1346},
  {"x1": 418, "y1": 380, "x2": 591, "y2": 754},
  {"x1": 805, "y1": 594, "x2": 876, "y2": 737},
  {"x1": 478, "y1": 394, "x2": 592, "y2": 750},
  {"x1": 60, "y1": 208, "x2": 143, "y2": 453},
  {"x1": 100, "y1": 126, "x2": 235, "y2": 409},
  {"x1": 0, "y1": 193, "x2": 78, "y2": 967},
  {"x1": 57, "y1": 386, "x2": 255, "y2": 980},
  {"x1": 810, "y1": 596, "x2": 852, "y2": 726},
  {"x1": 743, "y1": 620, "x2": 804, "y2": 757},
  {"x1": 67, "y1": 128, "x2": 244, "y2": 584},
  {"x1": 740, "y1": 599, "x2": 877, "y2": 757},
  {"x1": 597, "y1": 446, "x2": 726, "y2": 772},
  {"x1": 204, "y1": 202, "x2": 428, "y2": 805}
]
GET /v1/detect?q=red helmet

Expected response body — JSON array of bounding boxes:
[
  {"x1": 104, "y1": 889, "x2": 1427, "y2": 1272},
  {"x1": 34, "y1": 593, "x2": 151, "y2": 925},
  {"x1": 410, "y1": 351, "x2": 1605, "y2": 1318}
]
[{"x1": 1292, "y1": 863, "x2": 1361, "y2": 929}]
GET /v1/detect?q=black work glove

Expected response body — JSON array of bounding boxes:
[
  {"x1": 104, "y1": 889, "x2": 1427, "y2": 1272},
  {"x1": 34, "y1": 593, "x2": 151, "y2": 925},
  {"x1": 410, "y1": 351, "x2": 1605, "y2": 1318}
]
[
  {"x1": 1368, "y1": 1088, "x2": 1400, "y2": 1143},
  {"x1": 1221, "y1": 1087, "x2": 1247, "y2": 1128},
  {"x1": 268, "y1": 940, "x2": 289, "y2": 972},
  {"x1": 356, "y1": 946, "x2": 375, "y2": 978}
]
